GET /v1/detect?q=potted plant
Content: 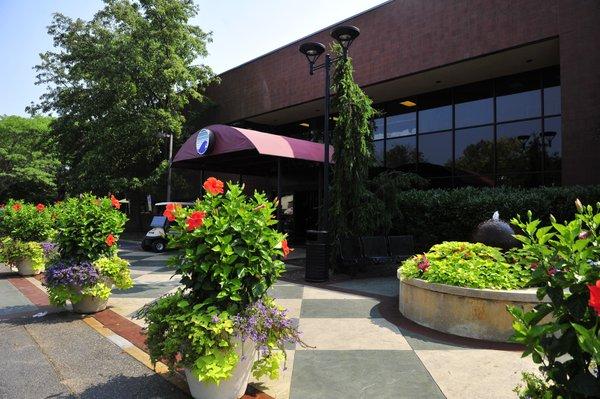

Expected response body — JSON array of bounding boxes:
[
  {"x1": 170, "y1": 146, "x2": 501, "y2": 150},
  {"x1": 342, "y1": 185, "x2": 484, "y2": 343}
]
[
  {"x1": 0, "y1": 201, "x2": 54, "y2": 275},
  {"x1": 139, "y1": 178, "x2": 304, "y2": 399},
  {"x1": 45, "y1": 194, "x2": 132, "y2": 313}
]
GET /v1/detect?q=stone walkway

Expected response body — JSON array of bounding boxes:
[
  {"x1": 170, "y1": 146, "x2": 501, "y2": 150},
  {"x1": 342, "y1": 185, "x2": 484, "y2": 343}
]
[{"x1": 1, "y1": 242, "x2": 539, "y2": 398}]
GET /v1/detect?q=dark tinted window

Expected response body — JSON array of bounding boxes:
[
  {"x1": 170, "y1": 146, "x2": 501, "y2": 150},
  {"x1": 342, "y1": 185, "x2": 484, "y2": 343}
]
[
  {"x1": 419, "y1": 132, "x2": 452, "y2": 176},
  {"x1": 373, "y1": 117, "x2": 385, "y2": 140},
  {"x1": 373, "y1": 140, "x2": 384, "y2": 166},
  {"x1": 386, "y1": 136, "x2": 417, "y2": 170},
  {"x1": 544, "y1": 117, "x2": 561, "y2": 172},
  {"x1": 454, "y1": 81, "x2": 494, "y2": 128},
  {"x1": 496, "y1": 71, "x2": 541, "y2": 122},
  {"x1": 418, "y1": 90, "x2": 452, "y2": 133},
  {"x1": 543, "y1": 86, "x2": 561, "y2": 116},
  {"x1": 455, "y1": 126, "x2": 494, "y2": 175},
  {"x1": 387, "y1": 112, "x2": 416, "y2": 138}
]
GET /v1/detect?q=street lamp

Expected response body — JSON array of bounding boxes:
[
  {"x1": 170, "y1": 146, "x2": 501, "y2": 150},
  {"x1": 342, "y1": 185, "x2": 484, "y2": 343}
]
[
  {"x1": 158, "y1": 132, "x2": 174, "y2": 202},
  {"x1": 299, "y1": 25, "x2": 360, "y2": 232}
]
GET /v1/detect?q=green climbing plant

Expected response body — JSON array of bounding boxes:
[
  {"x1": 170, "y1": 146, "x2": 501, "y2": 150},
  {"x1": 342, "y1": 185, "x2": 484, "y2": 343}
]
[{"x1": 330, "y1": 43, "x2": 377, "y2": 241}]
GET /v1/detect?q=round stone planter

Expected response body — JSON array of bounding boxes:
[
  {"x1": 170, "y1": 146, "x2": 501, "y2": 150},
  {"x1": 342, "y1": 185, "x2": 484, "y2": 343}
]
[
  {"x1": 16, "y1": 258, "x2": 41, "y2": 276},
  {"x1": 72, "y1": 295, "x2": 108, "y2": 314},
  {"x1": 184, "y1": 338, "x2": 255, "y2": 399},
  {"x1": 398, "y1": 272, "x2": 549, "y2": 342}
]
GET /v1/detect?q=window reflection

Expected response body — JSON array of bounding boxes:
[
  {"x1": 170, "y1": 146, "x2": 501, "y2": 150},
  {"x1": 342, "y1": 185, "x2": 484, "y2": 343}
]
[
  {"x1": 373, "y1": 140, "x2": 384, "y2": 167},
  {"x1": 455, "y1": 126, "x2": 494, "y2": 176},
  {"x1": 419, "y1": 132, "x2": 452, "y2": 177},
  {"x1": 373, "y1": 117, "x2": 384, "y2": 140},
  {"x1": 544, "y1": 117, "x2": 561, "y2": 173},
  {"x1": 387, "y1": 112, "x2": 416, "y2": 138},
  {"x1": 496, "y1": 119, "x2": 542, "y2": 175},
  {"x1": 386, "y1": 136, "x2": 417, "y2": 170},
  {"x1": 418, "y1": 90, "x2": 452, "y2": 133},
  {"x1": 496, "y1": 71, "x2": 541, "y2": 122},
  {"x1": 454, "y1": 81, "x2": 493, "y2": 128},
  {"x1": 543, "y1": 86, "x2": 561, "y2": 116}
]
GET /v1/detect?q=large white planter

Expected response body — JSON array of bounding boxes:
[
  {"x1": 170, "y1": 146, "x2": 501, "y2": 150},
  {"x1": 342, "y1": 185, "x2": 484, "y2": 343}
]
[
  {"x1": 16, "y1": 258, "x2": 40, "y2": 276},
  {"x1": 72, "y1": 295, "x2": 108, "y2": 314},
  {"x1": 185, "y1": 339, "x2": 256, "y2": 399}
]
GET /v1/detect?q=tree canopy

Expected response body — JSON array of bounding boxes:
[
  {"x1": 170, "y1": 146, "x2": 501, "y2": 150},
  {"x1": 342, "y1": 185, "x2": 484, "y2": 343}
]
[
  {"x1": 30, "y1": 0, "x2": 216, "y2": 194},
  {"x1": 0, "y1": 115, "x2": 61, "y2": 202}
]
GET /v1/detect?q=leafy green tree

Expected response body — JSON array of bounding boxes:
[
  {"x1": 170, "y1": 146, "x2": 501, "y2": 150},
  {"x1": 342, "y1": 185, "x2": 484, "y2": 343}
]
[
  {"x1": 30, "y1": 0, "x2": 216, "y2": 195},
  {"x1": 0, "y1": 115, "x2": 61, "y2": 202},
  {"x1": 330, "y1": 44, "x2": 377, "y2": 239}
]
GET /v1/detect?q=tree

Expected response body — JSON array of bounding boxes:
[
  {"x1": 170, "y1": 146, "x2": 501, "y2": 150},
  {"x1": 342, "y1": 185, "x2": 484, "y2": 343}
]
[
  {"x1": 30, "y1": 0, "x2": 216, "y2": 195},
  {"x1": 0, "y1": 115, "x2": 61, "y2": 202},
  {"x1": 330, "y1": 44, "x2": 377, "y2": 239}
]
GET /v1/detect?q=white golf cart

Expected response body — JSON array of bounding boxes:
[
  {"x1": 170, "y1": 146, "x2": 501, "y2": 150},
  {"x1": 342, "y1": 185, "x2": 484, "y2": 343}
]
[{"x1": 141, "y1": 201, "x2": 195, "y2": 253}]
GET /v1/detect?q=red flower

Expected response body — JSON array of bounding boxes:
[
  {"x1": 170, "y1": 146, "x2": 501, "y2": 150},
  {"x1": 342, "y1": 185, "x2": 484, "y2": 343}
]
[
  {"x1": 281, "y1": 240, "x2": 292, "y2": 259},
  {"x1": 203, "y1": 177, "x2": 224, "y2": 195},
  {"x1": 105, "y1": 234, "x2": 116, "y2": 247},
  {"x1": 588, "y1": 280, "x2": 600, "y2": 316},
  {"x1": 530, "y1": 262, "x2": 538, "y2": 270},
  {"x1": 36, "y1": 203, "x2": 46, "y2": 212},
  {"x1": 418, "y1": 255, "x2": 430, "y2": 272},
  {"x1": 110, "y1": 195, "x2": 121, "y2": 209},
  {"x1": 547, "y1": 267, "x2": 557, "y2": 277},
  {"x1": 163, "y1": 203, "x2": 179, "y2": 222},
  {"x1": 186, "y1": 211, "x2": 206, "y2": 231},
  {"x1": 12, "y1": 203, "x2": 22, "y2": 212}
]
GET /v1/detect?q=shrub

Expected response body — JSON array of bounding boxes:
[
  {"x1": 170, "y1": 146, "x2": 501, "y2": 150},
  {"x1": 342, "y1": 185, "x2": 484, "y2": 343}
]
[
  {"x1": 53, "y1": 194, "x2": 126, "y2": 261},
  {"x1": 389, "y1": 185, "x2": 600, "y2": 250},
  {"x1": 140, "y1": 179, "x2": 303, "y2": 384},
  {"x1": 399, "y1": 241, "x2": 531, "y2": 289},
  {"x1": 0, "y1": 200, "x2": 54, "y2": 242},
  {"x1": 1, "y1": 238, "x2": 45, "y2": 272},
  {"x1": 508, "y1": 201, "x2": 600, "y2": 398}
]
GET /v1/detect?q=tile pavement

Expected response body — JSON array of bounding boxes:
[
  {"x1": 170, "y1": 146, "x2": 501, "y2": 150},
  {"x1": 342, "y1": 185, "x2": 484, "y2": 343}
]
[{"x1": 111, "y1": 244, "x2": 540, "y2": 399}]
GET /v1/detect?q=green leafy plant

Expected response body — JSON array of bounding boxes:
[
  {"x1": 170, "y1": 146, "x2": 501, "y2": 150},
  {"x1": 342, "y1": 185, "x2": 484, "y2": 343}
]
[
  {"x1": 508, "y1": 201, "x2": 600, "y2": 398},
  {"x1": 140, "y1": 178, "x2": 302, "y2": 385},
  {"x1": 400, "y1": 241, "x2": 531, "y2": 289},
  {"x1": 1, "y1": 238, "x2": 45, "y2": 272},
  {"x1": 94, "y1": 256, "x2": 133, "y2": 289},
  {"x1": 0, "y1": 200, "x2": 54, "y2": 242},
  {"x1": 513, "y1": 372, "x2": 553, "y2": 399},
  {"x1": 53, "y1": 194, "x2": 126, "y2": 261}
]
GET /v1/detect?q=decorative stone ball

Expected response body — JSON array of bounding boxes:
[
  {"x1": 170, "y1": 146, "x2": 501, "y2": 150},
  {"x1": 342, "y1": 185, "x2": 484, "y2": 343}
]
[{"x1": 472, "y1": 212, "x2": 519, "y2": 251}]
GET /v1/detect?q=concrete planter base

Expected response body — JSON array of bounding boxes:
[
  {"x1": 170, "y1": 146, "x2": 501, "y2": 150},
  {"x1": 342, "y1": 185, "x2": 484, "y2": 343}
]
[
  {"x1": 72, "y1": 295, "x2": 108, "y2": 314},
  {"x1": 398, "y1": 272, "x2": 548, "y2": 342},
  {"x1": 184, "y1": 338, "x2": 255, "y2": 399},
  {"x1": 16, "y1": 258, "x2": 40, "y2": 276}
]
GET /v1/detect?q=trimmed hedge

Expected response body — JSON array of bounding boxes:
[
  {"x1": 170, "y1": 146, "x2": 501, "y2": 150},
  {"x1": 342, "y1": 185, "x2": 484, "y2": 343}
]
[{"x1": 388, "y1": 185, "x2": 600, "y2": 251}]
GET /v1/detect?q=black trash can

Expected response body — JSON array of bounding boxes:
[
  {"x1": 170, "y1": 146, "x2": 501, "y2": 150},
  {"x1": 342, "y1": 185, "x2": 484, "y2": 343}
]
[{"x1": 305, "y1": 230, "x2": 330, "y2": 282}]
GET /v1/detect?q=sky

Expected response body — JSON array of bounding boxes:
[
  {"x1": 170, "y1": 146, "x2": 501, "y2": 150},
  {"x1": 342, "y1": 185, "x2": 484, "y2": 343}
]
[{"x1": 0, "y1": 0, "x2": 388, "y2": 116}]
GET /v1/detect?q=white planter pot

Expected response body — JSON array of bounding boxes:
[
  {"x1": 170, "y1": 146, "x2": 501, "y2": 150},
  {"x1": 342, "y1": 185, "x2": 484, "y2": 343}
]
[
  {"x1": 16, "y1": 258, "x2": 40, "y2": 276},
  {"x1": 185, "y1": 338, "x2": 256, "y2": 399},
  {"x1": 72, "y1": 295, "x2": 108, "y2": 314}
]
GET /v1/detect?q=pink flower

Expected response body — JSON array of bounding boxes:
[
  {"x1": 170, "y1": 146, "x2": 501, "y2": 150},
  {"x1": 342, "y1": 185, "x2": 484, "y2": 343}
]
[
  {"x1": 547, "y1": 267, "x2": 557, "y2": 277},
  {"x1": 578, "y1": 230, "x2": 589, "y2": 240},
  {"x1": 417, "y1": 255, "x2": 430, "y2": 272},
  {"x1": 530, "y1": 262, "x2": 538, "y2": 271},
  {"x1": 587, "y1": 280, "x2": 600, "y2": 316}
]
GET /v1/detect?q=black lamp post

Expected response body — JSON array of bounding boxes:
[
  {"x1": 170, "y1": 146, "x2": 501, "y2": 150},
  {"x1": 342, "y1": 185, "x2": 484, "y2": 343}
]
[{"x1": 299, "y1": 25, "x2": 360, "y2": 233}]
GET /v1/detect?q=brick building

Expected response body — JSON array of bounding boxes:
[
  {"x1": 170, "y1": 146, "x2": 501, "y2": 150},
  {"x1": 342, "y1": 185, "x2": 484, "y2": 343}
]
[{"x1": 199, "y1": 0, "x2": 599, "y2": 188}]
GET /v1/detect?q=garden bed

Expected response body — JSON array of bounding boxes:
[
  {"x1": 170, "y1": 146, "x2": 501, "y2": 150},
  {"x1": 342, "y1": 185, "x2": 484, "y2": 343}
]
[{"x1": 397, "y1": 274, "x2": 549, "y2": 342}]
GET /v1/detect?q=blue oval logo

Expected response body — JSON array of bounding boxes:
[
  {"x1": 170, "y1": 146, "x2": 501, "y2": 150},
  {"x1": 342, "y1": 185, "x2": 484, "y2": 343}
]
[{"x1": 195, "y1": 128, "x2": 214, "y2": 155}]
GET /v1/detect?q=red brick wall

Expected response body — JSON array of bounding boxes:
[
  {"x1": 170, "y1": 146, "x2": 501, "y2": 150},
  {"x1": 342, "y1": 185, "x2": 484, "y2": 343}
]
[
  {"x1": 206, "y1": 0, "x2": 559, "y2": 123},
  {"x1": 558, "y1": 0, "x2": 600, "y2": 185}
]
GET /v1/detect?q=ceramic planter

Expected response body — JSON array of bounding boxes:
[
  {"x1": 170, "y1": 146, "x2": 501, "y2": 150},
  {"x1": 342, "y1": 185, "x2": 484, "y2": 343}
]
[
  {"x1": 184, "y1": 338, "x2": 256, "y2": 399},
  {"x1": 72, "y1": 295, "x2": 108, "y2": 314},
  {"x1": 16, "y1": 257, "x2": 40, "y2": 276}
]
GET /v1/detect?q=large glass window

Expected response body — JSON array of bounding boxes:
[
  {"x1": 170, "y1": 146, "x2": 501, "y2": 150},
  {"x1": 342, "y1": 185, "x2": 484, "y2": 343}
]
[
  {"x1": 418, "y1": 90, "x2": 452, "y2": 133},
  {"x1": 543, "y1": 66, "x2": 561, "y2": 116},
  {"x1": 496, "y1": 119, "x2": 542, "y2": 175},
  {"x1": 386, "y1": 136, "x2": 416, "y2": 170},
  {"x1": 544, "y1": 116, "x2": 562, "y2": 171},
  {"x1": 387, "y1": 112, "x2": 416, "y2": 138},
  {"x1": 373, "y1": 140, "x2": 384, "y2": 167},
  {"x1": 455, "y1": 126, "x2": 494, "y2": 176},
  {"x1": 454, "y1": 81, "x2": 493, "y2": 128},
  {"x1": 496, "y1": 71, "x2": 541, "y2": 122},
  {"x1": 373, "y1": 117, "x2": 385, "y2": 140},
  {"x1": 419, "y1": 131, "x2": 452, "y2": 172}
]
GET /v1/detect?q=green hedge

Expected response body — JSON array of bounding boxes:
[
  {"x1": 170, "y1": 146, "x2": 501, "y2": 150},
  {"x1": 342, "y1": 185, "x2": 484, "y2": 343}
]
[{"x1": 389, "y1": 185, "x2": 600, "y2": 251}]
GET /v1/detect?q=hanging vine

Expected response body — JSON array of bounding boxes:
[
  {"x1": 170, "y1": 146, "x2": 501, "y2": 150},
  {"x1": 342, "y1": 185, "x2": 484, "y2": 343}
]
[{"x1": 330, "y1": 43, "x2": 377, "y2": 241}]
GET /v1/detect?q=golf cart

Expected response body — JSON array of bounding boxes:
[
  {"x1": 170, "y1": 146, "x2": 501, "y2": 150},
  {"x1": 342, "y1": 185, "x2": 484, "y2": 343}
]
[{"x1": 141, "y1": 201, "x2": 194, "y2": 252}]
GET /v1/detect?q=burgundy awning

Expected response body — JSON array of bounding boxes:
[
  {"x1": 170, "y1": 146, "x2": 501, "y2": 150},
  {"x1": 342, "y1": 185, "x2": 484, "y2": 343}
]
[{"x1": 172, "y1": 124, "x2": 334, "y2": 175}]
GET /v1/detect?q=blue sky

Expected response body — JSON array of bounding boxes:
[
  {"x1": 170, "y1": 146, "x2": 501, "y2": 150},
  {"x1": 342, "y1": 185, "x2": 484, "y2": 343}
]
[{"x1": 0, "y1": 0, "x2": 387, "y2": 116}]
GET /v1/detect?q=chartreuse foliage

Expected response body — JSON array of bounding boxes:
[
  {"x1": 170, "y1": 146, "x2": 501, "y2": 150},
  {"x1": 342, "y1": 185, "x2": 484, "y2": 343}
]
[
  {"x1": 140, "y1": 180, "x2": 298, "y2": 385},
  {"x1": 400, "y1": 241, "x2": 531, "y2": 290},
  {"x1": 508, "y1": 201, "x2": 600, "y2": 398},
  {"x1": 1, "y1": 238, "x2": 45, "y2": 273}
]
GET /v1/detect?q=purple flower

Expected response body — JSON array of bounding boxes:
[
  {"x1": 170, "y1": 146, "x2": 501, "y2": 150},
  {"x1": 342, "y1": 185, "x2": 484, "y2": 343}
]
[
  {"x1": 45, "y1": 260, "x2": 99, "y2": 288},
  {"x1": 211, "y1": 315, "x2": 220, "y2": 323},
  {"x1": 40, "y1": 242, "x2": 58, "y2": 257}
]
